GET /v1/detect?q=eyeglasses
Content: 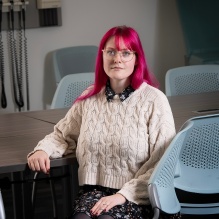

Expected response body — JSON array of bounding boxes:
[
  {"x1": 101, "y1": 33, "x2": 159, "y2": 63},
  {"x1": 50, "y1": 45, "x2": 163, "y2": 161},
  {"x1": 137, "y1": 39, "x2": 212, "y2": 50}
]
[{"x1": 102, "y1": 49, "x2": 135, "y2": 62}]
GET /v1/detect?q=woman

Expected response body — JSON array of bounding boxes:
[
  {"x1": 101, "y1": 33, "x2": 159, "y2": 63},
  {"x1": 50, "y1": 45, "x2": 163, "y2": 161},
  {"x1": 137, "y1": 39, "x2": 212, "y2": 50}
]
[{"x1": 28, "y1": 26, "x2": 177, "y2": 219}]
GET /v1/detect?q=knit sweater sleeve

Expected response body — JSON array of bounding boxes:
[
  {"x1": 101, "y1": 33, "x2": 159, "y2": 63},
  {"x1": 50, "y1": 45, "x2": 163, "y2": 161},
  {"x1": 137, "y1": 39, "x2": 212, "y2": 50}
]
[
  {"x1": 28, "y1": 102, "x2": 83, "y2": 159},
  {"x1": 117, "y1": 91, "x2": 176, "y2": 205}
]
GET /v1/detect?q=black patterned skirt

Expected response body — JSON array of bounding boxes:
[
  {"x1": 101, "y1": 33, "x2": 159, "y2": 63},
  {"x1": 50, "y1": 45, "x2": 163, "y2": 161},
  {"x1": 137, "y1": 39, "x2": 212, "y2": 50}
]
[{"x1": 69, "y1": 185, "x2": 181, "y2": 219}]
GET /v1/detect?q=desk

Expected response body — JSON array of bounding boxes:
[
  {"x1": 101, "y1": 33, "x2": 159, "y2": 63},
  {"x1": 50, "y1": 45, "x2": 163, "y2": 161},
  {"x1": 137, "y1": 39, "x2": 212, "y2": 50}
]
[
  {"x1": 0, "y1": 113, "x2": 75, "y2": 218},
  {"x1": 0, "y1": 113, "x2": 75, "y2": 173},
  {"x1": 168, "y1": 91, "x2": 219, "y2": 131},
  {"x1": 0, "y1": 113, "x2": 54, "y2": 138},
  {"x1": 20, "y1": 91, "x2": 219, "y2": 132},
  {"x1": 20, "y1": 108, "x2": 69, "y2": 125}
]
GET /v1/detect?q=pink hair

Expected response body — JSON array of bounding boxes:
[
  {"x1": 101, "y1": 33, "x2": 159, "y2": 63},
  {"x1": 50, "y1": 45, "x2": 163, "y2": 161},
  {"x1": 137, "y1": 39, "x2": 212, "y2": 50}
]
[{"x1": 76, "y1": 25, "x2": 159, "y2": 102}]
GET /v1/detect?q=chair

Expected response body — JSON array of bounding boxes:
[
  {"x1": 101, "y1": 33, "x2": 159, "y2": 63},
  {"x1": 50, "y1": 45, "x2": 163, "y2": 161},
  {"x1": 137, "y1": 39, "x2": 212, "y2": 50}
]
[
  {"x1": 165, "y1": 65, "x2": 219, "y2": 96},
  {"x1": 51, "y1": 72, "x2": 95, "y2": 109},
  {"x1": 0, "y1": 190, "x2": 5, "y2": 219},
  {"x1": 148, "y1": 114, "x2": 219, "y2": 218},
  {"x1": 52, "y1": 45, "x2": 98, "y2": 84}
]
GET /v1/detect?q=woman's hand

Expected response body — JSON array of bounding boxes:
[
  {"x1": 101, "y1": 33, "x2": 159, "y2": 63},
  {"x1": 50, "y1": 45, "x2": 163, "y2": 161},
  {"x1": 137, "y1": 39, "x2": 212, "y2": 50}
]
[
  {"x1": 91, "y1": 193, "x2": 126, "y2": 216},
  {"x1": 27, "y1": 150, "x2": 50, "y2": 174}
]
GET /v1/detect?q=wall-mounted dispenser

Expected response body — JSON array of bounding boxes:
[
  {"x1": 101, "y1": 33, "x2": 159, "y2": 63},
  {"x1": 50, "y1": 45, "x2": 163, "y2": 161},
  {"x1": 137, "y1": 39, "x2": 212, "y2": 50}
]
[{"x1": 37, "y1": 0, "x2": 61, "y2": 27}]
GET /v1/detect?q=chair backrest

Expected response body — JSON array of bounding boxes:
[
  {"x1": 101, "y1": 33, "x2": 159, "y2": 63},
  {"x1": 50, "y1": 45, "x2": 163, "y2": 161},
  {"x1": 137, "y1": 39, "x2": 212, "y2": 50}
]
[
  {"x1": 175, "y1": 114, "x2": 219, "y2": 193},
  {"x1": 0, "y1": 190, "x2": 5, "y2": 219},
  {"x1": 165, "y1": 65, "x2": 219, "y2": 96},
  {"x1": 51, "y1": 72, "x2": 95, "y2": 109},
  {"x1": 148, "y1": 122, "x2": 190, "y2": 217},
  {"x1": 52, "y1": 45, "x2": 98, "y2": 83},
  {"x1": 148, "y1": 114, "x2": 219, "y2": 218}
]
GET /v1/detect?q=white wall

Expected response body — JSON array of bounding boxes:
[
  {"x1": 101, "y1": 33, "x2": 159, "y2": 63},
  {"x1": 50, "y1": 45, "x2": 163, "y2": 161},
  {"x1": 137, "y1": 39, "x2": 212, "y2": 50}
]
[{"x1": 0, "y1": 0, "x2": 186, "y2": 114}]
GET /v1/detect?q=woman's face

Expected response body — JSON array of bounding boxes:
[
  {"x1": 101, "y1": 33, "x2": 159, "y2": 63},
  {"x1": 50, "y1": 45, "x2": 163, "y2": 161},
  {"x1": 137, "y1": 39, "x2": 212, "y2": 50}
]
[{"x1": 103, "y1": 37, "x2": 136, "y2": 84}]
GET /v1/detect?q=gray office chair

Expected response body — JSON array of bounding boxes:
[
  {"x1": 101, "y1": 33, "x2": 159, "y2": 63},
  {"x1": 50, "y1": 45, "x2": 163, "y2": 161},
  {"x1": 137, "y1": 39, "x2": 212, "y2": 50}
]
[
  {"x1": 52, "y1": 45, "x2": 98, "y2": 84},
  {"x1": 51, "y1": 72, "x2": 95, "y2": 109},
  {"x1": 0, "y1": 190, "x2": 5, "y2": 219},
  {"x1": 165, "y1": 65, "x2": 219, "y2": 96},
  {"x1": 148, "y1": 114, "x2": 219, "y2": 218}
]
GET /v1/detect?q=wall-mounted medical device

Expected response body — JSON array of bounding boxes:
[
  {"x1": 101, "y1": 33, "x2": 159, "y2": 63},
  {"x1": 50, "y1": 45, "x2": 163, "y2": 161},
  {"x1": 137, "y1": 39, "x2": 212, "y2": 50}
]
[
  {"x1": 1, "y1": 0, "x2": 29, "y2": 12},
  {"x1": 1, "y1": 0, "x2": 62, "y2": 30},
  {"x1": 0, "y1": 0, "x2": 62, "y2": 111}
]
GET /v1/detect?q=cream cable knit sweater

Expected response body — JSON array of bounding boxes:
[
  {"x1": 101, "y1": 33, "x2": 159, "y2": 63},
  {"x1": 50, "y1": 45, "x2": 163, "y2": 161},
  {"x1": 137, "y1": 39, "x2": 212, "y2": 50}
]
[{"x1": 31, "y1": 82, "x2": 175, "y2": 205}]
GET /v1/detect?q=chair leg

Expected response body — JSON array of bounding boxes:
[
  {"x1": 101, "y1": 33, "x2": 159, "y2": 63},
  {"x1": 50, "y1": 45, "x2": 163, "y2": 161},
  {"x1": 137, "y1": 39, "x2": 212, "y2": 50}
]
[
  {"x1": 31, "y1": 172, "x2": 38, "y2": 218},
  {"x1": 152, "y1": 207, "x2": 160, "y2": 219},
  {"x1": 49, "y1": 173, "x2": 58, "y2": 219},
  {"x1": 31, "y1": 172, "x2": 58, "y2": 219},
  {"x1": 0, "y1": 190, "x2": 6, "y2": 219}
]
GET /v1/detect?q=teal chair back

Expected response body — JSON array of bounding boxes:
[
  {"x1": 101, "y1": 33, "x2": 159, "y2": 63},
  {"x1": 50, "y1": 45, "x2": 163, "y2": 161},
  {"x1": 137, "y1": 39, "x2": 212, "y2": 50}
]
[
  {"x1": 52, "y1": 45, "x2": 98, "y2": 83},
  {"x1": 51, "y1": 73, "x2": 95, "y2": 109},
  {"x1": 148, "y1": 114, "x2": 219, "y2": 218},
  {"x1": 165, "y1": 65, "x2": 219, "y2": 96}
]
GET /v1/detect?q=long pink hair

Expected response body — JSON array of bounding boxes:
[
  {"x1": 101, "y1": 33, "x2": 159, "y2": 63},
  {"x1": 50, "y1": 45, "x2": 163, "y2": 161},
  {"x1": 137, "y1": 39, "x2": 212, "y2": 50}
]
[{"x1": 76, "y1": 25, "x2": 159, "y2": 102}]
